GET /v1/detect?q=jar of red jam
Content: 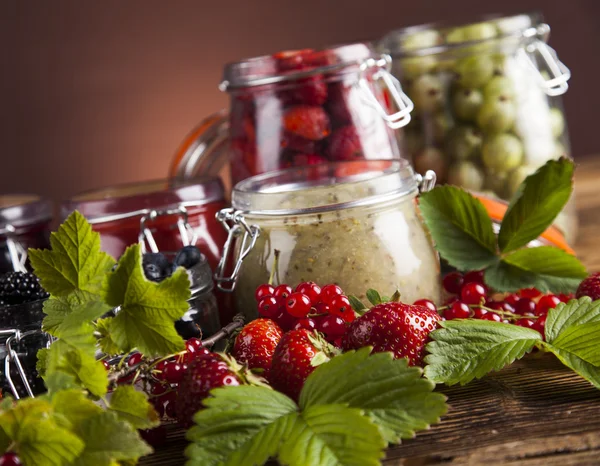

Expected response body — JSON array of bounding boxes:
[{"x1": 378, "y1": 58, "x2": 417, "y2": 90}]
[
  {"x1": 0, "y1": 195, "x2": 53, "y2": 274},
  {"x1": 170, "y1": 43, "x2": 414, "y2": 185},
  {"x1": 61, "y1": 178, "x2": 227, "y2": 271}
]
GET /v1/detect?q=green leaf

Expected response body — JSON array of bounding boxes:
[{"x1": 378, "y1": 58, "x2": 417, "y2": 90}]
[
  {"x1": 103, "y1": 244, "x2": 190, "y2": 357},
  {"x1": 29, "y1": 211, "x2": 115, "y2": 298},
  {"x1": 542, "y1": 341, "x2": 600, "y2": 389},
  {"x1": 424, "y1": 319, "x2": 542, "y2": 385},
  {"x1": 96, "y1": 318, "x2": 122, "y2": 356},
  {"x1": 44, "y1": 372, "x2": 80, "y2": 397},
  {"x1": 185, "y1": 386, "x2": 298, "y2": 466},
  {"x1": 299, "y1": 348, "x2": 447, "y2": 443},
  {"x1": 348, "y1": 295, "x2": 367, "y2": 314},
  {"x1": 499, "y1": 158, "x2": 574, "y2": 253},
  {"x1": 544, "y1": 297, "x2": 600, "y2": 342},
  {"x1": 109, "y1": 385, "x2": 160, "y2": 430},
  {"x1": 0, "y1": 426, "x2": 10, "y2": 454},
  {"x1": 549, "y1": 322, "x2": 600, "y2": 366},
  {"x1": 366, "y1": 289, "x2": 382, "y2": 306},
  {"x1": 43, "y1": 295, "x2": 111, "y2": 337},
  {"x1": 36, "y1": 348, "x2": 49, "y2": 377},
  {"x1": 485, "y1": 247, "x2": 587, "y2": 293},
  {"x1": 419, "y1": 186, "x2": 498, "y2": 271},
  {"x1": 0, "y1": 398, "x2": 85, "y2": 466},
  {"x1": 185, "y1": 386, "x2": 385, "y2": 466},
  {"x1": 51, "y1": 389, "x2": 103, "y2": 426}
]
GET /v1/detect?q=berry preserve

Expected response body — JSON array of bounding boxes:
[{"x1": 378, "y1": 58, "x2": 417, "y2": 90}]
[
  {"x1": 379, "y1": 12, "x2": 577, "y2": 242},
  {"x1": 215, "y1": 160, "x2": 441, "y2": 322},
  {"x1": 170, "y1": 43, "x2": 414, "y2": 185},
  {"x1": 0, "y1": 195, "x2": 52, "y2": 274}
]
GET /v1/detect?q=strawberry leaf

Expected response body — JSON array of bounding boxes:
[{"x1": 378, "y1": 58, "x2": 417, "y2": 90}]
[
  {"x1": 348, "y1": 295, "x2": 367, "y2": 314},
  {"x1": 299, "y1": 348, "x2": 447, "y2": 444},
  {"x1": 366, "y1": 289, "x2": 382, "y2": 306},
  {"x1": 419, "y1": 186, "x2": 498, "y2": 271},
  {"x1": 185, "y1": 385, "x2": 386, "y2": 466},
  {"x1": 548, "y1": 322, "x2": 600, "y2": 367},
  {"x1": 424, "y1": 320, "x2": 542, "y2": 385},
  {"x1": 29, "y1": 211, "x2": 115, "y2": 298},
  {"x1": 540, "y1": 341, "x2": 600, "y2": 389},
  {"x1": 109, "y1": 385, "x2": 160, "y2": 430},
  {"x1": 544, "y1": 297, "x2": 600, "y2": 342},
  {"x1": 498, "y1": 158, "x2": 574, "y2": 253},
  {"x1": 103, "y1": 244, "x2": 190, "y2": 357}
]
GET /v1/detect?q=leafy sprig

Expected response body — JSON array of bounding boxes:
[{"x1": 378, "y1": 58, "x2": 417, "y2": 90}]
[
  {"x1": 424, "y1": 297, "x2": 600, "y2": 389},
  {"x1": 419, "y1": 158, "x2": 587, "y2": 293}
]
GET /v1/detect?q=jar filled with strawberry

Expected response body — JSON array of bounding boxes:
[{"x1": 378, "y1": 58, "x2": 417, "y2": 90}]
[
  {"x1": 169, "y1": 43, "x2": 414, "y2": 185},
  {"x1": 214, "y1": 159, "x2": 441, "y2": 321},
  {"x1": 379, "y1": 12, "x2": 578, "y2": 242}
]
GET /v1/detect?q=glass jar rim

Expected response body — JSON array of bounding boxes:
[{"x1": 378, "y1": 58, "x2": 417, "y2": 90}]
[
  {"x1": 62, "y1": 177, "x2": 225, "y2": 223},
  {"x1": 221, "y1": 42, "x2": 380, "y2": 91},
  {"x1": 379, "y1": 12, "x2": 545, "y2": 58},
  {"x1": 231, "y1": 159, "x2": 418, "y2": 216},
  {"x1": 0, "y1": 195, "x2": 53, "y2": 233}
]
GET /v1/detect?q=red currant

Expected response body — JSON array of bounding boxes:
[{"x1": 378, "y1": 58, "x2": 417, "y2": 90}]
[
  {"x1": 328, "y1": 295, "x2": 351, "y2": 318},
  {"x1": 128, "y1": 352, "x2": 143, "y2": 367},
  {"x1": 463, "y1": 270, "x2": 485, "y2": 285},
  {"x1": 286, "y1": 292, "x2": 312, "y2": 318},
  {"x1": 333, "y1": 337, "x2": 344, "y2": 348},
  {"x1": 444, "y1": 296, "x2": 459, "y2": 306},
  {"x1": 258, "y1": 296, "x2": 280, "y2": 318},
  {"x1": 187, "y1": 337, "x2": 203, "y2": 350},
  {"x1": 255, "y1": 284, "x2": 275, "y2": 302},
  {"x1": 460, "y1": 282, "x2": 487, "y2": 305},
  {"x1": 295, "y1": 281, "x2": 321, "y2": 303},
  {"x1": 504, "y1": 294, "x2": 519, "y2": 306},
  {"x1": 318, "y1": 315, "x2": 347, "y2": 339},
  {"x1": 274, "y1": 308, "x2": 297, "y2": 331},
  {"x1": 154, "y1": 360, "x2": 169, "y2": 381},
  {"x1": 501, "y1": 301, "x2": 516, "y2": 314},
  {"x1": 481, "y1": 312, "x2": 502, "y2": 322},
  {"x1": 442, "y1": 271, "x2": 464, "y2": 294},
  {"x1": 320, "y1": 284, "x2": 343, "y2": 302},
  {"x1": 445, "y1": 301, "x2": 470, "y2": 320},
  {"x1": 558, "y1": 293, "x2": 574, "y2": 303},
  {"x1": 518, "y1": 287, "x2": 542, "y2": 299},
  {"x1": 532, "y1": 314, "x2": 547, "y2": 337},
  {"x1": 485, "y1": 301, "x2": 504, "y2": 311},
  {"x1": 472, "y1": 307, "x2": 488, "y2": 319},
  {"x1": 312, "y1": 302, "x2": 330, "y2": 315},
  {"x1": 184, "y1": 340, "x2": 212, "y2": 363},
  {"x1": 163, "y1": 361, "x2": 185, "y2": 384},
  {"x1": 294, "y1": 318, "x2": 317, "y2": 331},
  {"x1": 102, "y1": 360, "x2": 110, "y2": 371},
  {"x1": 515, "y1": 298, "x2": 537, "y2": 315},
  {"x1": 414, "y1": 299, "x2": 437, "y2": 313},
  {"x1": 516, "y1": 318, "x2": 535, "y2": 328},
  {"x1": 0, "y1": 453, "x2": 21, "y2": 466},
  {"x1": 341, "y1": 308, "x2": 356, "y2": 323},
  {"x1": 536, "y1": 295, "x2": 561, "y2": 316},
  {"x1": 273, "y1": 284, "x2": 293, "y2": 299}
]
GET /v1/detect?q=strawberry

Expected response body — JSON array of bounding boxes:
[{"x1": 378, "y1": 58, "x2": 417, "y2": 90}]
[
  {"x1": 342, "y1": 302, "x2": 441, "y2": 366},
  {"x1": 232, "y1": 318, "x2": 283, "y2": 378},
  {"x1": 326, "y1": 82, "x2": 353, "y2": 125},
  {"x1": 576, "y1": 272, "x2": 600, "y2": 301},
  {"x1": 326, "y1": 126, "x2": 363, "y2": 161},
  {"x1": 269, "y1": 329, "x2": 338, "y2": 401},
  {"x1": 283, "y1": 105, "x2": 331, "y2": 141},
  {"x1": 281, "y1": 132, "x2": 319, "y2": 154},
  {"x1": 175, "y1": 352, "x2": 266, "y2": 427},
  {"x1": 280, "y1": 77, "x2": 328, "y2": 106}
]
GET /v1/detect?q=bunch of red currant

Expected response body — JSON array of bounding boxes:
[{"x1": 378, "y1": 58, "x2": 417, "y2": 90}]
[
  {"x1": 255, "y1": 281, "x2": 355, "y2": 345},
  {"x1": 411, "y1": 270, "x2": 573, "y2": 338}
]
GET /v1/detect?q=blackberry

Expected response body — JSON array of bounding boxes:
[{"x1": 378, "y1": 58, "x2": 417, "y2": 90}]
[{"x1": 0, "y1": 272, "x2": 49, "y2": 306}]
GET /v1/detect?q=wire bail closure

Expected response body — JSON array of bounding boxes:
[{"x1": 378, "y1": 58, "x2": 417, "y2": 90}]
[
  {"x1": 358, "y1": 54, "x2": 414, "y2": 129},
  {"x1": 1, "y1": 224, "x2": 28, "y2": 273},
  {"x1": 138, "y1": 206, "x2": 198, "y2": 254},
  {"x1": 213, "y1": 208, "x2": 260, "y2": 293},
  {"x1": 415, "y1": 170, "x2": 437, "y2": 193}
]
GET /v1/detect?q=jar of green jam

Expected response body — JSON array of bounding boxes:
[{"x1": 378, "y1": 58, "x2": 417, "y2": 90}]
[
  {"x1": 214, "y1": 160, "x2": 441, "y2": 321},
  {"x1": 379, "y1": 12, "x2": 577, "y2": 242}
]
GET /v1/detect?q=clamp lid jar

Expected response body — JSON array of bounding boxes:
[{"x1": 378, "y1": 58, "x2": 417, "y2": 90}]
[{"x1": 215, "y1": 160, "x2": 441, "y2": 322}]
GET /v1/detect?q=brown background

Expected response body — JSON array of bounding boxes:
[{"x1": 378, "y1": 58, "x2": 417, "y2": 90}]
[{"x1": 1, "y1": 0, "x2": 598, "y2": 203}]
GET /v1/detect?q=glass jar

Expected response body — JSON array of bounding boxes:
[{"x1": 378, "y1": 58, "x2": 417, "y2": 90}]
[
  {"x1": 0, "y1": 195, "x2": 53, "y2": 274},
  {"x1": 214, "y1": 160, "x2": 441, "y2": 321},
  {"x1": 169, "y1": 43, "x2": 414, "y2": 186},
  {"x1": 379, "y1": 12, "x2": 577, "y2": 242},
  {"x1": 0, "y1": 299, "x2": 49, "y2": 399}
]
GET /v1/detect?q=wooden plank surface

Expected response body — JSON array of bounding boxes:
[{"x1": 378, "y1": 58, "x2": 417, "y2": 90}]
[{"x1": 140, "y1": 156, "x2": 600, "y2": 466}]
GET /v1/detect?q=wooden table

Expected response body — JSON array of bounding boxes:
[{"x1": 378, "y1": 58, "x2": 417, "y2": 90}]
[{"x1": 141, "y1": 157, "x2": 600, "y2": 466}]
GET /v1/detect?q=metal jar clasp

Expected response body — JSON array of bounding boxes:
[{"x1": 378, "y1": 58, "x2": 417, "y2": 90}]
[
  {"x1": 214, "y1": 208, "x2": 260, "y2": 293},
  {"x1": 138, "y1": 206, "x2": 198, "y2": 254},
  {"x1": 0, "y1": 224, "x2": 28, "y2": 273}
]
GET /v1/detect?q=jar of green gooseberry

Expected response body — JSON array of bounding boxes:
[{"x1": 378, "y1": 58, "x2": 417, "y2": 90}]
[{"x1": 379, "y1": 13, "x2": 577, "y2": 242}]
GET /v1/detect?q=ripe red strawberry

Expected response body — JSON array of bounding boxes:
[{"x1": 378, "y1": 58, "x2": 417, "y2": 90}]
[
  {"x1": 269, "y1": 329, "x2": 338, "y2": 401},
  {"x1": 175, "y1": 352, "x2": 265, "y2": 427},
  {"x1": 283, "y1": 106, "x2": 331, "y2": 141},
  {"x1": 326, "y1": 82, "x2": 353, "y2": 125},
  {"x1": 326, "y1": 126, "x2": 363, "y2": 160},
  {"x1": 576, "y1": 272, "x2": 600, "y2": 301},
  {"x1": 342, "y1": 302, "x2": 441, "y2": 366},
  {"x1": 281, "y1": 132, "x2": 319, "y2": 154},
  {"x1": 232, "y1": 318, "x2": 283, "y2": 378}
]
